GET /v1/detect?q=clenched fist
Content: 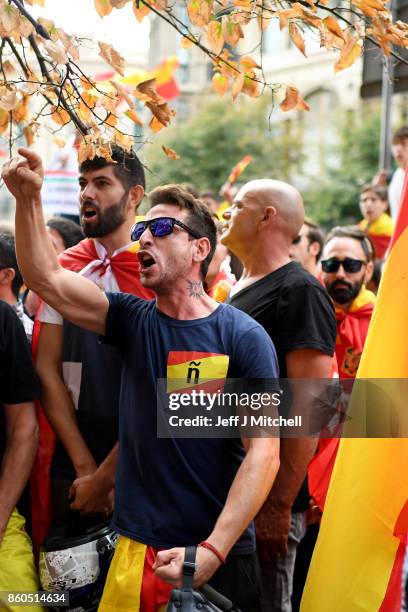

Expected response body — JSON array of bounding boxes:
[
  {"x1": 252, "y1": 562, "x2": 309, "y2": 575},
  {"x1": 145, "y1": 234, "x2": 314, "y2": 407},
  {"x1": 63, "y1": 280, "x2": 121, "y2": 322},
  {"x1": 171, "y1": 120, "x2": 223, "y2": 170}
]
[{"x1": 1, "y1": 147, "x2": 44, "y2": 200}]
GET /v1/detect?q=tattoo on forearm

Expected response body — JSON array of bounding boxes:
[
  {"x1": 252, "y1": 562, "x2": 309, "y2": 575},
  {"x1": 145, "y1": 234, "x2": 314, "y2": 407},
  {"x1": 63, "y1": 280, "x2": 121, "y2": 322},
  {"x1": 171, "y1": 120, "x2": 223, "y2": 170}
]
[{"x1": 187, "y1": 280, "x2": 205, "y2": 297}]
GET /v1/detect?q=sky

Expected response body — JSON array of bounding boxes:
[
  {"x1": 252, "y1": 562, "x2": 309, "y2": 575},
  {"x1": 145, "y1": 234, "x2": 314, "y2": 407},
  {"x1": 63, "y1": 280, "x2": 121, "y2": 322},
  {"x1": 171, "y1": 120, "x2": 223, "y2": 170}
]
[{"x1": 31, "y1": 0, "x2": 150, "y2": 58}]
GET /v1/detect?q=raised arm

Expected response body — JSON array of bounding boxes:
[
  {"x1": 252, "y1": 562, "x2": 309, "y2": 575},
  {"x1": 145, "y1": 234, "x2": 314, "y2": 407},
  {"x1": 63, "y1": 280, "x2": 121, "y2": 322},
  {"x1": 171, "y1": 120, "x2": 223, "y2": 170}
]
[{"x1": 1, "y1": 148, "x2": 108, "y2": 334}]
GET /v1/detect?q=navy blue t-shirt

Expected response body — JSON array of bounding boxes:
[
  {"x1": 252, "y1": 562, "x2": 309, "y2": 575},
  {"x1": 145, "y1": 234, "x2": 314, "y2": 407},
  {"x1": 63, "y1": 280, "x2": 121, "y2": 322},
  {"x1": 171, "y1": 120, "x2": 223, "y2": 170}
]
[{"x1": 104, "y1": 294, "x2": 279, "y2": 554}]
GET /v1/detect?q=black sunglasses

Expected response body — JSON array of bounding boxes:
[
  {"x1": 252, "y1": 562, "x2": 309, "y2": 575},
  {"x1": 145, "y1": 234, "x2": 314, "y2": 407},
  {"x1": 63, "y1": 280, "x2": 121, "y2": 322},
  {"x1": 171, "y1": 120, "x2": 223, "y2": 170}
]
[
  {"x1": 130, "y1": 217, "x2": 202, "y2": 242},
  {"x1": 292, "y1": 235, "x2": 302, "y2": 245},
  {"x1": 321, "y1": 257, "x2": 367, "y2": 274}
]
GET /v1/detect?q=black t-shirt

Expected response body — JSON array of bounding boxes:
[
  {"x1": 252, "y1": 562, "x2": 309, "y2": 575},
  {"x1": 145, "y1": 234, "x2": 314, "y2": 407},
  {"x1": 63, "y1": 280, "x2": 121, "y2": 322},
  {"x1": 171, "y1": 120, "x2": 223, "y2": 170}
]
[
  {"x1": 0, "y1": 301, "x2": 41, "y2": 463},
  {"x1": 229, "y1": 261, "x2": 336, "y2": 511},
  {"x1": 229, "y1": 262, "x2": 336, "y2": 377}
]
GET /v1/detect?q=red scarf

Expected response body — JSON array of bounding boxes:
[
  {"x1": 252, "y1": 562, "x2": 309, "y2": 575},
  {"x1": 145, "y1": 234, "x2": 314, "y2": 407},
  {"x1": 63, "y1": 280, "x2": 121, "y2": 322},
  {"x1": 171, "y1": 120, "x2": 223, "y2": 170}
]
[
  {"x1": 335, "y1": 288, "x2": 375, "y2": 379},
  {"x1": 30, "y1": 239, "x2": 154, "y2": 554}
]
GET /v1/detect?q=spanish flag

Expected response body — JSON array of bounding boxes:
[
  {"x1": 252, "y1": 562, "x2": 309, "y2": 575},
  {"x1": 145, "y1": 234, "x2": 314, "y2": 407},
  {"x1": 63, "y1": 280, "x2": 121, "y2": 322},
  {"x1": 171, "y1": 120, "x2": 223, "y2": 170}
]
[
  {"x1": 301, "y1": 175, "x2": 408, "y2": 610},
  {"x1": 120, "y1": 56, "x2": 180, "y2": 101},
  {"x1": 226, "y1": 155, "x2": 253, "y2": 185}
]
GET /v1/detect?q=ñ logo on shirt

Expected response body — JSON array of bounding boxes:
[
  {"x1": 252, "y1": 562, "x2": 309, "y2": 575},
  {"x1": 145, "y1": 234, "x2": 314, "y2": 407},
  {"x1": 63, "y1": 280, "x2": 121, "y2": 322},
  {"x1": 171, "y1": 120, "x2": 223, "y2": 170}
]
[
  {"x1": 167, "y1": 351, "x2": 230, "y2": 394},
  {"x1": 186, "y1": 361, "x2": 201, "y2": 384}
]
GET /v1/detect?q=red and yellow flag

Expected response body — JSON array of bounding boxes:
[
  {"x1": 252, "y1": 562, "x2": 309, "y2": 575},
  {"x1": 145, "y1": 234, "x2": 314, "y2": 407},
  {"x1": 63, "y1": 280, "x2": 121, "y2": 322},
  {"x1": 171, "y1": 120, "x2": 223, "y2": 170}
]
[
  {"x1": 301, "y1": 174, "x2": 408, "y2": 610},
  {"x1": 226, "y1": 155, "x2": 253, "y2": 185}
]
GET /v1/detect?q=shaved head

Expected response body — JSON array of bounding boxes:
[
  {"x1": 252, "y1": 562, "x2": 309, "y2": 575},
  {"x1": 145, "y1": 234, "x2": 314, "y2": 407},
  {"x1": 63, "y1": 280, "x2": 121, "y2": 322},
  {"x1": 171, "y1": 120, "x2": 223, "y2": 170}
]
[{"x1": 237, "y1": 179, "x2": 304, "y2": 240}]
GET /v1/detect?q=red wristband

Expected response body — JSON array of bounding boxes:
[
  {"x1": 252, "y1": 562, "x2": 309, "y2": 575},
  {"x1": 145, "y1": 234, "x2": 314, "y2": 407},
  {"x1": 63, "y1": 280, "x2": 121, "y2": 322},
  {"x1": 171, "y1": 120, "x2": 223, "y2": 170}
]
[{"x1": 199, "y1": 541, "x2": 226, "y2": 564}]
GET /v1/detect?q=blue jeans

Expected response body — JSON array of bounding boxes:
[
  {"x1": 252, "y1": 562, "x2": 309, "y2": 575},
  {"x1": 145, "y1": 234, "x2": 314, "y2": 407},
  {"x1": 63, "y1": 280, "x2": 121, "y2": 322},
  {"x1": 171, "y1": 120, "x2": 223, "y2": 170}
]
[{"x1": 260, "y1": 511, "x2": 307, "y2": 612}]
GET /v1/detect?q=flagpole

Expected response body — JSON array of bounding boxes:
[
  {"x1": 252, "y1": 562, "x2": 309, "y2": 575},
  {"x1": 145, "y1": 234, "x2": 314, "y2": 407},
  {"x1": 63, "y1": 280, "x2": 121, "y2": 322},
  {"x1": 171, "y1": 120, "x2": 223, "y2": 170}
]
[{"x1": 379, "y1": 0, "x2": 396, "y2": 172}]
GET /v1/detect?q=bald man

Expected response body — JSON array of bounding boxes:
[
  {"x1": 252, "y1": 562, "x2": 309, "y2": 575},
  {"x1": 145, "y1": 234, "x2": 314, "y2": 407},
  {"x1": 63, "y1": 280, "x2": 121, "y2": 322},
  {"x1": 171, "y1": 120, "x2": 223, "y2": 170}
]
[{"x1": 222, "y1": 179, "x2": 336, "y2": 612}]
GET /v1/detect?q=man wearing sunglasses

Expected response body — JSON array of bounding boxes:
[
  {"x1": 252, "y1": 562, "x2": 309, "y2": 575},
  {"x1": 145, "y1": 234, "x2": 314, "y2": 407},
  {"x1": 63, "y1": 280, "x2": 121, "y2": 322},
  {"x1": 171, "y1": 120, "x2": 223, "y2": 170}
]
[
  {"x1": 321, "y1": 226, "x2": 376, "y2": 380},
  {"x1": 3, "y1": 150, "x2": 281, "y2": 612}
]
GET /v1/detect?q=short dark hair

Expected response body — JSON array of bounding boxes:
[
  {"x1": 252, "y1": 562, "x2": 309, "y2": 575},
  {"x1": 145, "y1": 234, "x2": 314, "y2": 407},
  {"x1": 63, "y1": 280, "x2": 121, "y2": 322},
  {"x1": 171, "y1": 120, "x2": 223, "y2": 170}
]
[
  {"x1": 360, "y1": 184, "x2": 388, "y2": 202},
  {"x1": 304, "y1": 217, "x2": 324, "y2": 262},
  {"x1": 79, "y1": 144, "x2": 145, "y2": 191},
  {"x1": 148, "y1": 184, "x2": 217, "y2": 279},
  {"x1": 47, "y1": 217, "x2": 84, "y2": 250},
  {"x1": 0, "y1": 233, "x2": 23, "y2": 298},
  {"x1": 325, "y1": 226, "x2": 374, "y2": 262},
  {"x1": 392, "y1": 126, "x2": 408, "y2": 144}
]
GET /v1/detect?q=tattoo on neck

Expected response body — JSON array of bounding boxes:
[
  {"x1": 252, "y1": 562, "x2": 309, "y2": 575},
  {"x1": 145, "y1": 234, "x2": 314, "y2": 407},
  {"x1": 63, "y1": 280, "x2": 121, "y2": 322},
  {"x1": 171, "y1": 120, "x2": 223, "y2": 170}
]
[{"x1": 187, "y1": 280, "x2": 205, "y2": 297}]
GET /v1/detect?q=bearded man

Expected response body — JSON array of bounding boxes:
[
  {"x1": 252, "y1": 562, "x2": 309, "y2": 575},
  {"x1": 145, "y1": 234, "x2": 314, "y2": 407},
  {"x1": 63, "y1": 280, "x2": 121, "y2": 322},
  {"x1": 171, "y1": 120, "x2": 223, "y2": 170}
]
[
  {"x1": 321, "y1": 226, "x2": 375, "y2": 379},
  {"x1": 33, "y1": 146, "x2": 154, "y2": 543}
]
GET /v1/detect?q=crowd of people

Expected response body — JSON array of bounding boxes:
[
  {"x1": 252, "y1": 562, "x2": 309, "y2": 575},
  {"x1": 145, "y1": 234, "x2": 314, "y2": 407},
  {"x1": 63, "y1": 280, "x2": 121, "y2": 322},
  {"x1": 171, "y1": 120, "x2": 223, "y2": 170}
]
[{"x1": 0, "y1": 125, "x2": 406, "y2": 612}]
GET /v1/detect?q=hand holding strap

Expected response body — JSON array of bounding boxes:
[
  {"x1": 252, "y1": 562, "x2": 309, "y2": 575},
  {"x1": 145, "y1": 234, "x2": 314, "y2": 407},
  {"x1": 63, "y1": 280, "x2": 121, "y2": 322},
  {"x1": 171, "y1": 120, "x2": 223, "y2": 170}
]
[{"x1": 182, "y1": 546, "x2": 197, "y2": 590}]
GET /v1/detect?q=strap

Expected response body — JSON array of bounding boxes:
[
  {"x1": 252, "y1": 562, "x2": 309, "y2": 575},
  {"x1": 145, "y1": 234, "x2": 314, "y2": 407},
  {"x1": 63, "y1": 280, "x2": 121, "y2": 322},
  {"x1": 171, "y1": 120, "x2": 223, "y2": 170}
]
[{"x1": 182, "y1": 545, "x2": 197, "y2": 590}]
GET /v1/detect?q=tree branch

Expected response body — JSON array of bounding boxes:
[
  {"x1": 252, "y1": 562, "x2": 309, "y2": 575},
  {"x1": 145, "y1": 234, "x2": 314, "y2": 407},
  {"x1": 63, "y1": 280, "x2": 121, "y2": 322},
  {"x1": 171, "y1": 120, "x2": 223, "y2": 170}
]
[{"x1": 27, "y1": 34, "x2": 89, "y2": 134}]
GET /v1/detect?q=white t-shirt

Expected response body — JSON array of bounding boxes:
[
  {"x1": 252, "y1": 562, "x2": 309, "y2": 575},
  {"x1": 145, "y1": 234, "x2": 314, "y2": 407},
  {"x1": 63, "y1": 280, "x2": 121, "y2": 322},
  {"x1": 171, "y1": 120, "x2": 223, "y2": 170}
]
[
  {"x1": 37, "y1": 240, "x2": 130, "y2": 325},
  {"x1": 389, "y1": 167, "x2": 406, "y2": 220}
]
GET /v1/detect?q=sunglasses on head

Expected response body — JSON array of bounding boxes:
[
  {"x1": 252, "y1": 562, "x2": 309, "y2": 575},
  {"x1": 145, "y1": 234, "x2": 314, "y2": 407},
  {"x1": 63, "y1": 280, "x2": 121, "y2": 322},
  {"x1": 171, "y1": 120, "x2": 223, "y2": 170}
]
[
  {"x1": 130, "y1": 217, "x2": 202, "y2": 242},
  {"x1": 321, "y1": 257, "x2": 367, "y2": 274}
]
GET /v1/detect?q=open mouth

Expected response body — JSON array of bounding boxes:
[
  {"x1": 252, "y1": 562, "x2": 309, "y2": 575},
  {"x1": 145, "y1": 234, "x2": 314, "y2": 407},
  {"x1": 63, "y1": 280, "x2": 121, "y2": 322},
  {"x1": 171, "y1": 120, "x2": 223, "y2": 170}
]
[
  {"x1": 82, "y1": 205, "x2": 98, "y2": 220},
  {"x1": 138, "y1": 252, "x2": 156, "y2": 271}
]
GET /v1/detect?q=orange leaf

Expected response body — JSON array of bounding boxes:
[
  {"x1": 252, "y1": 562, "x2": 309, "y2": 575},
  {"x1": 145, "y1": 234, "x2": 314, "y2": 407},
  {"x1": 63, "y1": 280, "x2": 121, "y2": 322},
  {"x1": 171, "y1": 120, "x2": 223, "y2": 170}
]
[
  {"x1": 233, "y1": 0, "x2": 252, "y2": 8},
  {"x1": 38, "y1": 17, "x2": 58, "y2": 40},
  {"x1": 57, "y1": 28, "x2": 80, "y2": 61},
  {"x1": 133, "y1": 1, "x2": 151, "y2": 22},
  {"x1": 51, "y1": 106, "x2": 71, "y2": 126},
  {"x1": 242, "y1": 75, "x2": 260, "y2": 98},
  {"x1": 289, "y1": 23, "x2": 306, "y2": 56},
  {"x1": 149, "y1": 116, "x2": 166, "y2": 133},
  {"x1": 98, "y1": 41, "x2": 126, "y2": 76},
  {"x1": 13, "y1": 94, "x2": 29, "y2": 123},
  {"x1": 80, "y1": 76, "x2": 96, "y2": 91},
  {"x1": 111, "y1": 0, "x2": 130, "y2": 7},
  {"x1": 105, "y1": 113, "x2": 118, "y2": 127},
  {"x1": 280, "y1": 85, "x2": 310, "y2": 111},
  {"x1": 188, "y1": 0, "x2": 213, "y2": 27},
  {"x1": 322, "y1": 16, "x2": 346, "y2": 42},
  {"x1": 0, "y1": 3, "x2": 20, "y2": 34},
  {"x1": 212, "y1": 72, "x2": 229, "y2": 95},
  {"x1": 43, "y1": 40, "x2": 68, "y2": 64},
  {"x1": 82, "y1": 92, "x2": 98, "y2": 109},
  {"x1": 239, "y1": 56, "x2": 260, "y2": 71},
  {"x1": 334, "y1": 35, "x2": 362, "y2": 72},
  {"x1": 94, "y1": 0, "x2": 113, "y2": 17},
  {"x1": 0, "y1": 88, "x2": 17, "y2": 112},
  {"x1": 24, "y1": 125, "x2": 35, "y2": 146},
  {"x1": 78, "y1": 142, "x2": 97, "y2": 164},
  {"x1": 162, "y1": 145, "x2": 180, "y2": 160},
  {"x1": 101, "y1": 94, "x2": 120, "y2": 113},
  {"x1": 17, "y1": 15, "x2": 34, "y2": 37},
  {"x1": 207, "y1": 21, "x2": 224, "y2": 55},
  {"x1": 222, "y1": 16, "x2": 243, "y2": 46},
  {"x1": 146, "y1": 101, "x2": 171, "y2": 126},
  {"x1": 231, "y1": 72, "x2": 244, "y2": 100},
  {"x1": 125, "y1": 109, "x2": 143, "y2": 125},
  {"x1": 110, "y1": 80, "x2": 135, "y2": 109}
]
